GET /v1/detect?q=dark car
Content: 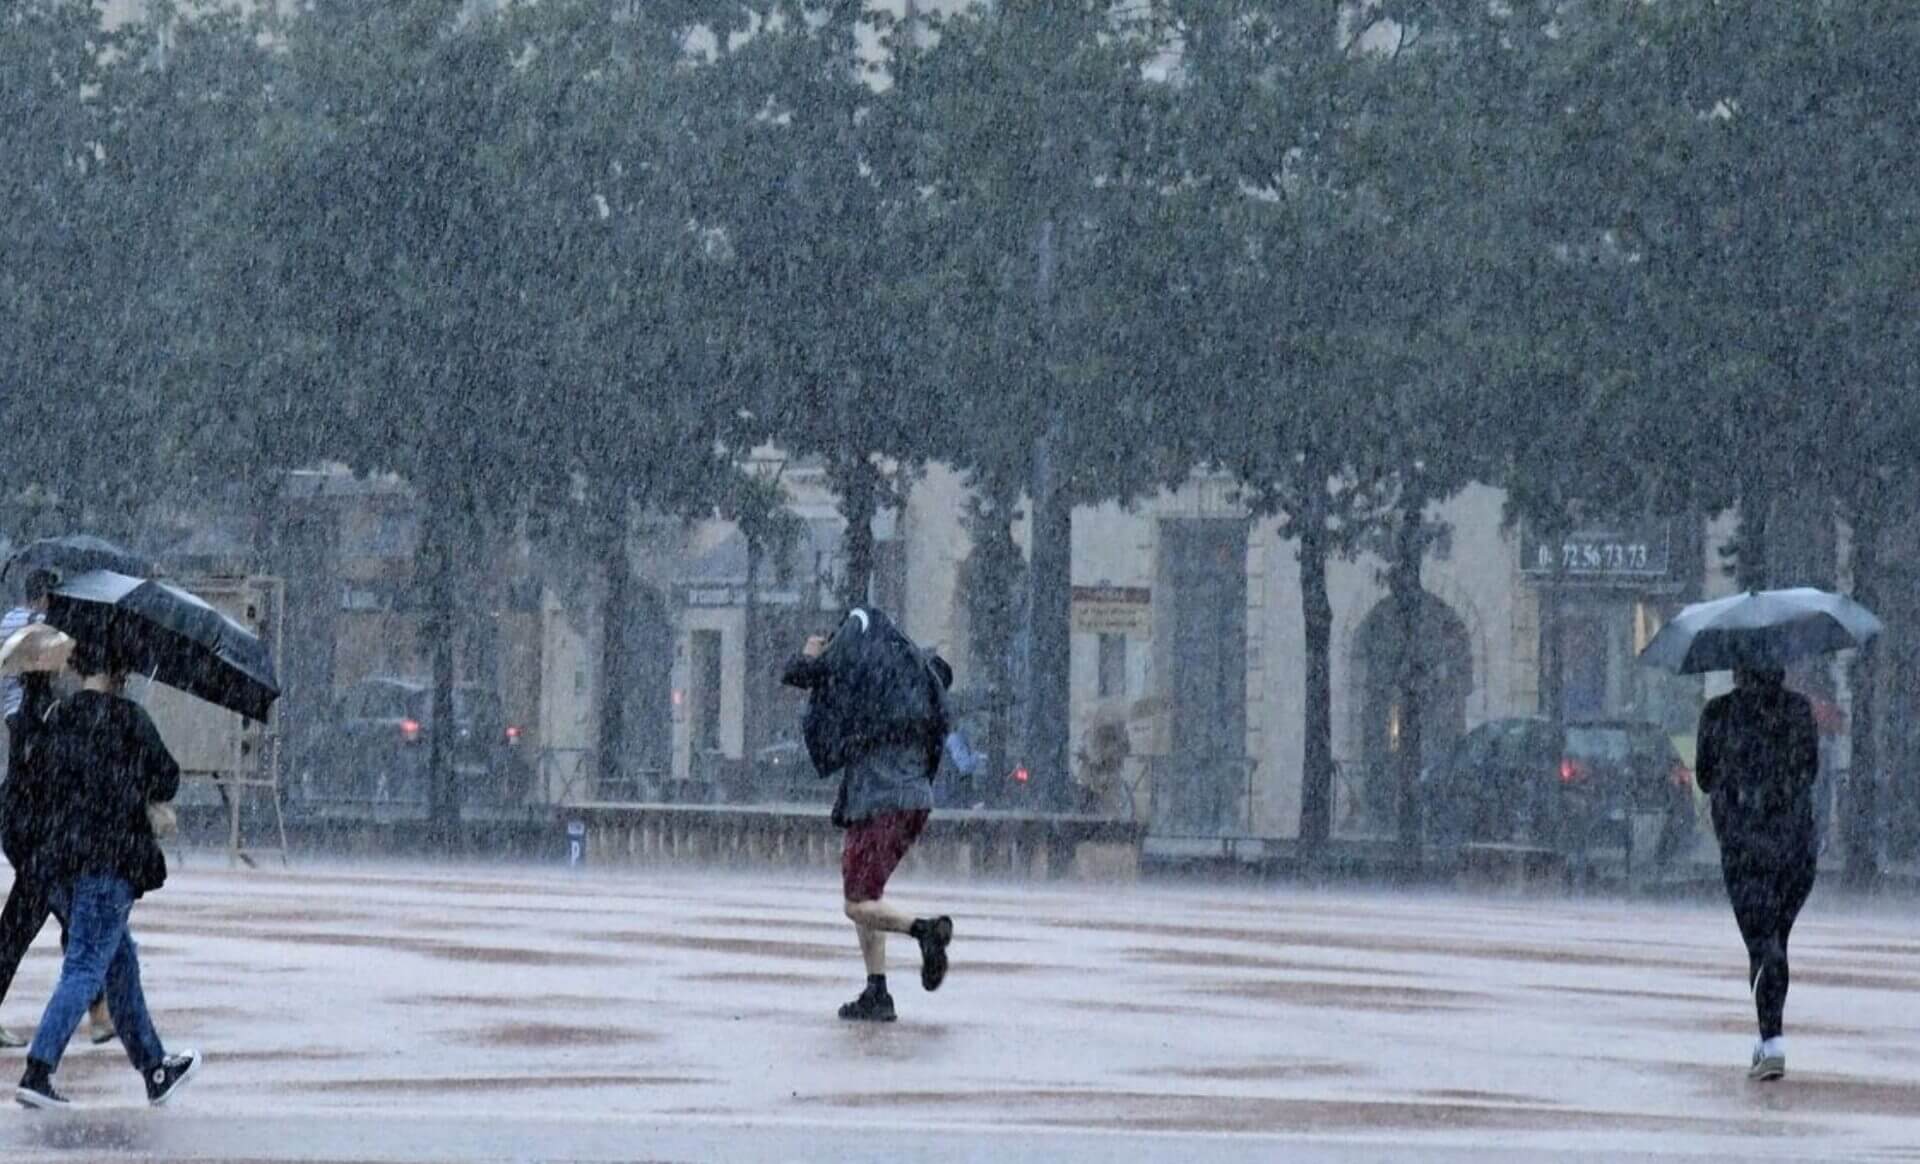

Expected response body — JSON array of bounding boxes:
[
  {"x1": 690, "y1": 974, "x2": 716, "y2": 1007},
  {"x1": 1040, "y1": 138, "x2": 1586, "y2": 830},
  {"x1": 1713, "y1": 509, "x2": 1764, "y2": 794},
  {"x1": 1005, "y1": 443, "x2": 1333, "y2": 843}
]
[
  {"x1": 294, "y1": 677, "x2": 531, "y2": 808},
  {"x1": 1423, "y1": 717, "x2": 1696, "y2": 864}
]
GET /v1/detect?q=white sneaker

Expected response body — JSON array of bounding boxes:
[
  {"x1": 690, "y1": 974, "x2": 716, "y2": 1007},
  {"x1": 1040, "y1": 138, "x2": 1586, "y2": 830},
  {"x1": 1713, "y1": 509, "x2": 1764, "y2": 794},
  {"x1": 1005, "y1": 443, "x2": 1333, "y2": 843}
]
[{"x1": 0, "y1": 1025, "x2": 26, "y2": 1049}]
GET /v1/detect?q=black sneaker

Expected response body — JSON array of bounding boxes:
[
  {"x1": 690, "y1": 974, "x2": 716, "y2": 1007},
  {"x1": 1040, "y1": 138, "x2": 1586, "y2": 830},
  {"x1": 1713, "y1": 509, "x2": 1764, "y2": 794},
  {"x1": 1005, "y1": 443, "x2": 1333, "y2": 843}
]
[
  {"x1": 912, "y1": 916, "x2": 953, "y2": 992},
  {"x1": 16, "y1": 1063, "x2": 70, "y2": 1111},
  {"x1": 145, "y1": 1050, "x2": 202, "y2": 1107},
  {"x1": 837, "y1": 986, "x2": 896, "y2": 1023}
]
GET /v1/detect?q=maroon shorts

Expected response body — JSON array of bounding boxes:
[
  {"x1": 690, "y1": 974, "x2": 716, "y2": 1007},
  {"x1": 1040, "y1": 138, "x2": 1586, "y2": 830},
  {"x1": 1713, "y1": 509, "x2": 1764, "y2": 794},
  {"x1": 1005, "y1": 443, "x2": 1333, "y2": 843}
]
[{"x1": 841, "y1": 809, "x2": 930, "y2": 902}]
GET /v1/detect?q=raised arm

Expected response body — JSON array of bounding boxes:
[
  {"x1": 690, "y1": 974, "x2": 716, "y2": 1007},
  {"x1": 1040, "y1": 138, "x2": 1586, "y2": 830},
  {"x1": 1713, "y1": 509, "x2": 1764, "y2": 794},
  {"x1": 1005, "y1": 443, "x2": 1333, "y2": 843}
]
[{"x1": 781, "y1": 652, "x2": 831, "y2": 690}]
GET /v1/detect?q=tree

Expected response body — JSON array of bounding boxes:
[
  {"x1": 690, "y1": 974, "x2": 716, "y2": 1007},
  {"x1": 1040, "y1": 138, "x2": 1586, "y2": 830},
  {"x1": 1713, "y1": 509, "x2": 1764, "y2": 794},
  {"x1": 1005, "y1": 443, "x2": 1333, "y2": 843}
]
[
  {"x1": 497, "y1": 0, "x2": 754, "y2": 795},
  {"x1": 0, "y1": 1, "x2": 165, "y2": 536},
  {"x1": 250, "y1": 2, "x2": 548, "y2": 844},
  {"x1": 100, "y1": 3, "x2": 289, "y2": 561},
  {"x1": 1176, "y1": 1, "x2": 1499, "y2": 854},
  {"x1": 1505, "y1": 2, "x2": 1920, "y2": 882},
  {"x1": 710, "y1": 2, "x2": 940, "y2": 612},
  {"x1": 890, "y1": 0, "x2": 1188, "y2": 809}
]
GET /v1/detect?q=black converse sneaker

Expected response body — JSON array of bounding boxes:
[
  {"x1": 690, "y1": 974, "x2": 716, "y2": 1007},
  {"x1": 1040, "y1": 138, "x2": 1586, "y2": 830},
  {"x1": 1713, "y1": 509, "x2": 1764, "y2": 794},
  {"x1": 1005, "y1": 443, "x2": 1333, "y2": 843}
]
[
  {"x1": 16, "y1": 1061, "x2": 70, "y2": 1110},
  {"x1": 837, "y1": 984, "x2": 897, "y2": 1023},
  {"x1": 911, "y1": 916, "x2": 953, "y2": 992},
  {"x1": 145, "y1": 1050, "x2": 202, "y2": 1107}
]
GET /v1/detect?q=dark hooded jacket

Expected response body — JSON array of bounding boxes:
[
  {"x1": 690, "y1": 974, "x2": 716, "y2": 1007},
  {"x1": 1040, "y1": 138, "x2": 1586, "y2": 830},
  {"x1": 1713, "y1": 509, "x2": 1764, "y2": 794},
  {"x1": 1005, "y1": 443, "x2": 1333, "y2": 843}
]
[
  {"x1": 781, "y1": 607, "x2": 950, "y2": 825},
  {"x1": 1695, "y1": 682, "x2": 1819, "y2": 866}
]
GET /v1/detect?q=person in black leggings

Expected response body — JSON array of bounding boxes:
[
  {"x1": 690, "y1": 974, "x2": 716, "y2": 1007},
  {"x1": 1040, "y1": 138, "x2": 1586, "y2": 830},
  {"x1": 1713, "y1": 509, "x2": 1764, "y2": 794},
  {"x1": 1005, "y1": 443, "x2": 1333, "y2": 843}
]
[{"x1": 1695, "y1": 666, "x2": 1820, "y2": 1082}]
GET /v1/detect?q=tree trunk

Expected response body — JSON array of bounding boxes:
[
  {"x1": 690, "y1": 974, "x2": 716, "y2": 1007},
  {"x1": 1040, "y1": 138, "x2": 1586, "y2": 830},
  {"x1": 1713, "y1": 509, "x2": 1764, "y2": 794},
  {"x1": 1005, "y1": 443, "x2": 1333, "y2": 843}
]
[
  {"x1": 1534, "y1": 515, "x2": 1569, "y2": 732},
  {"x1": 1845, "y1": 497, "x2": 1881, "y2": 888},
  {"x1": 838, "y1": 456, "x2": 878, "y2": 611},
  {"x1": 247, "y1": 470, "x2": 281, "y2": 575},
  {"x1": 1021, "y1": 206, "x2": 1072, "y2": 814},
  {"x1": 1296, "y1": 504, "x2": 1335, "y2": 853},
  {"x1": 1389, "y1": 486, "x2": 1427, "y2": 876},
  {"x1": 421, "y1": 484, "x2": 460, "y2": 849},
  {"x1": 1734, "y1": 485, "x2": 1772, "y2": 591},
  {"x1": 1025, "y1": 409, "x2": 1073, "y2": 813},
  {"x1": 966, "y1": 478, "x2": 1021, "y2": 805},
  {"x1": 596, "y1": 494, "x2": 631, "y2": 799},
  {"x1": 742, "y1": 534, "x2": 762, "y2": 779}
]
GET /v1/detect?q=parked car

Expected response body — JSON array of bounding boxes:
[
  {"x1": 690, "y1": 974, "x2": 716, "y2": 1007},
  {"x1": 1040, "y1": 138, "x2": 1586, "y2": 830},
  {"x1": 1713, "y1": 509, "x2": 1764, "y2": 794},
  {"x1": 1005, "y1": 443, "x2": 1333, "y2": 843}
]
[
  {"x1": 1423, "y1": 717, "x2": 1695, "y2": 864},
  {"x1": 294, "y1": 676, "x2": 530, "y2": 807}
]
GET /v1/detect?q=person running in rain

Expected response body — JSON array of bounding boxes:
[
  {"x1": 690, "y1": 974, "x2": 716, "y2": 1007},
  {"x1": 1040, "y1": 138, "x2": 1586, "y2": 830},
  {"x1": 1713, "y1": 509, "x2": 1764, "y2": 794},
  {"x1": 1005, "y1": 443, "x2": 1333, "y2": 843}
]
[
  {"x1": 783, "y1": 608, "x2": 954, "y2": 1023},
  {"x1": 1695, "y1": 666, "x2": 1820, "y2": 1082},
  {"x1": 0, "y1": 570, "x2": 113, "y2": 1050},
  {"x1": 15, "y1": 635, "x2": 199, "y2": 1109}
]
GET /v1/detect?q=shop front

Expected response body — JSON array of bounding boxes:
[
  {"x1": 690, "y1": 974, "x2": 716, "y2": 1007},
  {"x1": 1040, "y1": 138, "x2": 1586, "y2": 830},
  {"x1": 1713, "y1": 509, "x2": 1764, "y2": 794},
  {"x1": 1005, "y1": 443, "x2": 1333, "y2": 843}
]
[{"x1": 1521, "y1": 519, "x2": 1705, "y2": 741}]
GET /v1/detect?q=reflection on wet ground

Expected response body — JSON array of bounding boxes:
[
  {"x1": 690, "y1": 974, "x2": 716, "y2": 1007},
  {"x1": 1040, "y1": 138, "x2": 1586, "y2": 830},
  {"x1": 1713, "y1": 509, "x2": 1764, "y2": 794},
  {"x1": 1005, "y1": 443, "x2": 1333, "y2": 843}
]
[{"x1": 0, "y1": 859, "x2": 1915, "y2": 1160}]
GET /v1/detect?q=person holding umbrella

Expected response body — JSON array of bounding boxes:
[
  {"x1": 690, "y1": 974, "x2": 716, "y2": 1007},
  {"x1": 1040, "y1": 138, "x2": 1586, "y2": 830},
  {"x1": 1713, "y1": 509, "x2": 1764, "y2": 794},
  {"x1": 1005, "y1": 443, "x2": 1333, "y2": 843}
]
[
  {"x1": 1641, "y1": 587, "x2": 1881, "y2": 1082},
  {"x1": 1695, "y1": 666, "x2": 1819, "y2": 1082},
  {"x1": 14, "y1": 631, "x2": 200, "y2": 1109},
  {"x1": 783, "y1": 608, "x2": 955, "y2": 1023},
  {"x1": 0, "y1": 578, "x2": 116, "y2": 1051}
]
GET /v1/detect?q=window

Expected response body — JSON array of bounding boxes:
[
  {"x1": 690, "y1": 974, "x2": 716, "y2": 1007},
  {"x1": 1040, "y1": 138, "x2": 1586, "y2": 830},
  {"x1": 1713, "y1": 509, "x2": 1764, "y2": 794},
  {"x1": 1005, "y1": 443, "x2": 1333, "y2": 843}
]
[{"x1": 1097, "y1": 633, "x2": 1127, "y2": 700}]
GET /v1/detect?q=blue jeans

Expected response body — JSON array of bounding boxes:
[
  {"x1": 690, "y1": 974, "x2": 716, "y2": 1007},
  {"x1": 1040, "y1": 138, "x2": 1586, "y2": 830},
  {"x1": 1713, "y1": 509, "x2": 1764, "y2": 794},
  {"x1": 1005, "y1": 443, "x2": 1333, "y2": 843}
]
[{"x1": 27, "y1": 875, "x2": 165, "y2": 1074}]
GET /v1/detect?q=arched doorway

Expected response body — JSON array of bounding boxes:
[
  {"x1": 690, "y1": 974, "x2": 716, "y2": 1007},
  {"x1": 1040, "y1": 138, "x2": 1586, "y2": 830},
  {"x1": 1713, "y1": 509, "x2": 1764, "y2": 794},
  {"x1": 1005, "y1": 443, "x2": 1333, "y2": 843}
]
[{"x1": 1353, "y1": 594, "x2": 1473, "y2": 834}]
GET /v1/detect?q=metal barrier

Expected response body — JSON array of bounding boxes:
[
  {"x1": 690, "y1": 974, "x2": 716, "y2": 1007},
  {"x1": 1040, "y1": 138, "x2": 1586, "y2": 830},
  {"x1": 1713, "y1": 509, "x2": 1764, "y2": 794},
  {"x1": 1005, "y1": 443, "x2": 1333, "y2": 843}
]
[{"x1": 1147, "y1": 756, "x2": 1260, "y2": 837}]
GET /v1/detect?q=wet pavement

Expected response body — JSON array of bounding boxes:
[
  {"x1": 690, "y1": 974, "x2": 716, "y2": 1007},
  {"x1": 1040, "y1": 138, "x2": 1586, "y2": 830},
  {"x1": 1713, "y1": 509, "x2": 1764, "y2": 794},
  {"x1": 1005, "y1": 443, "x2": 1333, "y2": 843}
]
[{"x1": 1, "y1": 857, "x2": 1916, "y2": 1161}]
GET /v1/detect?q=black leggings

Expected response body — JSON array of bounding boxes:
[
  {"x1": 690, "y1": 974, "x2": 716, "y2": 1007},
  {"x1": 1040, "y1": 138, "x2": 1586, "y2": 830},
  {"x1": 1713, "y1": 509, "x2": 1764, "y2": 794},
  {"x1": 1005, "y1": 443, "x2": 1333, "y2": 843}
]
[
  {"x1": 0, "y1": 873, "x2": 55, "y2": 1007},
  {"x1": 1723, "y1": 854, "x2": 1817, "y2": 1041}
]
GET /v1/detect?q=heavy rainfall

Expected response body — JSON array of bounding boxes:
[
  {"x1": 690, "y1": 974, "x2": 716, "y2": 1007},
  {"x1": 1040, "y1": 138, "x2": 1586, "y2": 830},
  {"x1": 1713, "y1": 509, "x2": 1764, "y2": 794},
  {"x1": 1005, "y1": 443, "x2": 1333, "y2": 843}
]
[{"x1": 0, "y1": 0, "x2": 1916, "y2": 1160}]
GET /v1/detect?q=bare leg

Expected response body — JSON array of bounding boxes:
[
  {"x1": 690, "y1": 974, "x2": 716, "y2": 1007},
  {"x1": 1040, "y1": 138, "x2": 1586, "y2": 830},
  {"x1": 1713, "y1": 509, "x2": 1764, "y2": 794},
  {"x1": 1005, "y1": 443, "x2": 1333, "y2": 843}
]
[
  {"x1": 854, "y1": 923, "x2": 885, "y2": 975},
  {"x1": 846, "y1": 898, "x2": 913, "y2": 977},
  {"x1": 852, "y1": 898, "x2": 917, "y2": 979},
  {"x1": 845, "y1": 898, "x2": 914, "y2": 934}
]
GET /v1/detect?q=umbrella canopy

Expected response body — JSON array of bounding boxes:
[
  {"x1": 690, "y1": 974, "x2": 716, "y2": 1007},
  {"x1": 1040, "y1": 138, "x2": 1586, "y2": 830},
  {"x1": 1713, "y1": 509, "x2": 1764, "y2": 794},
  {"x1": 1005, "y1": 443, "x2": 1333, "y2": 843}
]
[
  {"x1": 45, "y1": 570, "x2": 279, "y2": 721},
  {"x1": 0, "y1": 623, "x2": 74, "y2": 675},
  {"x1": 1638, "y1": 588, "x2": 1883, "y2": 674},
  {"x1": 3, "y1": 534, "x2": 154, "y2": 583}
]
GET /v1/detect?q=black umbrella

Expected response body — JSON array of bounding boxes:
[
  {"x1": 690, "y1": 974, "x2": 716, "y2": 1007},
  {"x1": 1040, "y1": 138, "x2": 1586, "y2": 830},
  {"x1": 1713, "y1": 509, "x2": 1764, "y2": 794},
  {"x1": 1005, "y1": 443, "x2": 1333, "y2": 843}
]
[
  {"x1": 1637, "y1": 587, "x2": 1883, "y2": 674},
  {"x1": 45, "y1": 569, "x2": 280, "y2": 721},
  {"x1": 3, "y1": 534, "x2": 155, "y2": 583}
]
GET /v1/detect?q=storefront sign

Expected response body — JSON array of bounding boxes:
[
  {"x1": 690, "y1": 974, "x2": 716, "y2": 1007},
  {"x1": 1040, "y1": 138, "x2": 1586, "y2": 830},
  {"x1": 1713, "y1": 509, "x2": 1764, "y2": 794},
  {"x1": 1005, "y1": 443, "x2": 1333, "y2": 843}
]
[
  {"x1": 1072, "y1": 586, "x2": 1153, "y2": 636},
  {"x1": 682, "y1": 586, "x2": 803, "y2": 608},
  {"x1": 1521, "y1": 521, "x2": 1672, "y2": 581}
]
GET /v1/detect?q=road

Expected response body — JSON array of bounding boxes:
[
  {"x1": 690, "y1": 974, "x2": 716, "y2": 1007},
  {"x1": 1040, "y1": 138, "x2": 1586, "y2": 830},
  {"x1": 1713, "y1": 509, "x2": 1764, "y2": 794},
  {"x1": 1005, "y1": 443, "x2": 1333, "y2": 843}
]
[{"x1": 1, "y1": 856, "x2": 1916, "y2": 1161}]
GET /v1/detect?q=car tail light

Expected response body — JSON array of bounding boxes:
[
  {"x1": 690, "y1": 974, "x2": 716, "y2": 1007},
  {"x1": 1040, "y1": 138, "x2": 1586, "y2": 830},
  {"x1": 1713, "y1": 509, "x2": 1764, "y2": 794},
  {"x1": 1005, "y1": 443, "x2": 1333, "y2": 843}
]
[
  {"x1": 1012, "y1": 766, "x2": 1030, "y2": 784},
  {"x1": 400, "y1": 718, "x2": 422, "y2": 743},
  {"x1": 1558, "y1": 758, "x2": 1587, "y2": 784},
  {"x1": 1671, "y1": 762, "x2": 1692, "y2": 788},
  {"x1": 506, "y1": 725, "x2": 522, "y2": 744}
]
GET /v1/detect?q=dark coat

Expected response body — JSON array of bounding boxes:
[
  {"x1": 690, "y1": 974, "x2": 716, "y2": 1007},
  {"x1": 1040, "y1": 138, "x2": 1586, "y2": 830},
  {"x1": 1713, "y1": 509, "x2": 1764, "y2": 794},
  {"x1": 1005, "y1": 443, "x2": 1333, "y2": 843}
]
[
  {"x1": 780, "y1": 607, "x2": 951, "y2": 825},
  {"x1": 1695, "y1": 683, "x2": 1819, "y2": 866},
  {"x1": 1, "y1": 673, "x2": 58, "y2": 871},
  {"x1": 22, "y1": 690, "x2": 180, "y2": 896}
]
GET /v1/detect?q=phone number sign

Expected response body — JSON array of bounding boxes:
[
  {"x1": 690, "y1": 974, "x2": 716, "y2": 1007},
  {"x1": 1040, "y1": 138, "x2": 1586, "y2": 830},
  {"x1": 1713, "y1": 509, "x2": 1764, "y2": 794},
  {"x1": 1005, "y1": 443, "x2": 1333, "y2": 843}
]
[{"x1": 1521, "y1": 523, "x2": 1672, "y2": 580}]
